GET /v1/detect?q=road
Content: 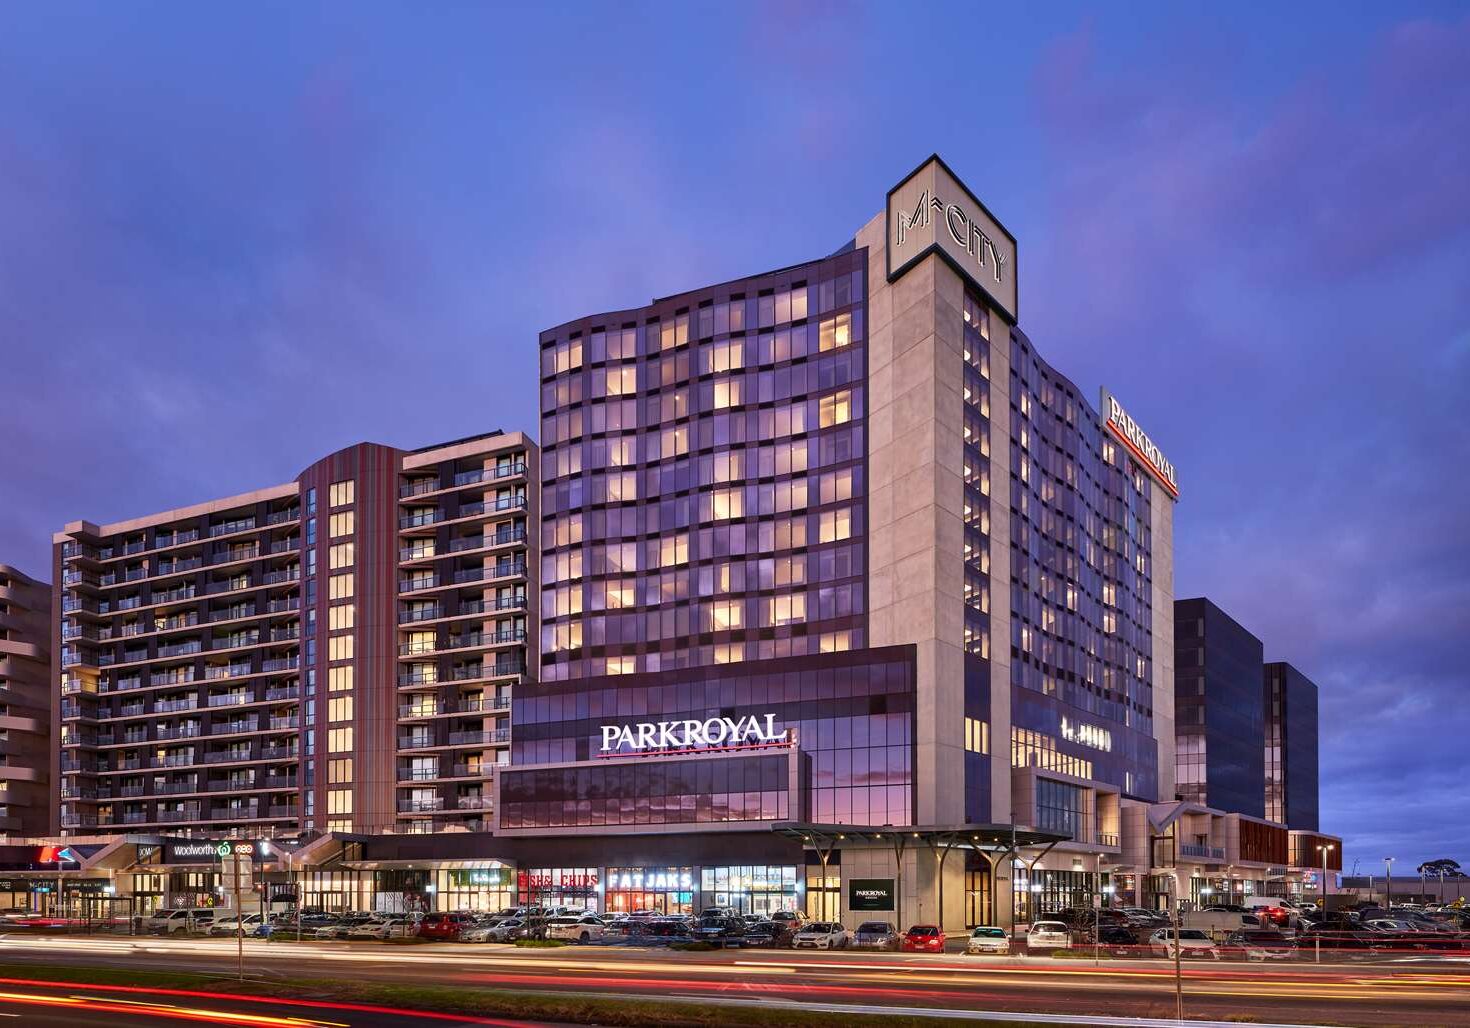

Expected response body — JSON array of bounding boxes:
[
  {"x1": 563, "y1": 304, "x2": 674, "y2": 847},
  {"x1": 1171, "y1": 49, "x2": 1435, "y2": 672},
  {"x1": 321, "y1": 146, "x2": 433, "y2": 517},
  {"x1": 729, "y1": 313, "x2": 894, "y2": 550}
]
[
  {"x1": 3, "y1": 932, "x2": 1470, "y2": 1026},
  {"x1": 0, "y1": 973, "x2": 538, "y2": 1026}
]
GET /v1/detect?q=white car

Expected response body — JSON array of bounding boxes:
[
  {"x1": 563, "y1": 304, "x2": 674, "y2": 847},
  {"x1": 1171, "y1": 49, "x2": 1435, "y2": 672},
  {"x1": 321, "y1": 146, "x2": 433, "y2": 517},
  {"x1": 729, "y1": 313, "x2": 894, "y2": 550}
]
[
  {"x1": 147, "y1": 908, "x2": 215, "y2": 935},
  {"x1": 545, "y1": 914, "x2": 606, "y2": 944},
  {"x1": 1150, "y1": 927, "x2": 1220, "y2": 959},
  {"x1": 1026, "y1": 921, "x2": 1071, "y2": 952},
  {"x1": 348, "y1": 917, "x2": 411, "y2": 940},
  {"x1": 792, "y1": 922, "x2": 851, "y2": 949},
  {"x1": 208, "y1": 913, "x2": 264, "y2": 936},
  {"x1": 966, "y1": 926, "x2": 1011, "y2": 955}
]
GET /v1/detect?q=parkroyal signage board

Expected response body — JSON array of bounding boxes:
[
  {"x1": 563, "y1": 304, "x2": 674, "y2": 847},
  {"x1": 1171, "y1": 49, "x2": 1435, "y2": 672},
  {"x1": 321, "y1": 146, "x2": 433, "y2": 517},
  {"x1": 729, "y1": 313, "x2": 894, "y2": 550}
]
[
  {"x1": 848, "y1": 878, "x2": 896, "y2": 911},
  {"x1": 598, "y1": 714, "x2": 789, "y2": 756},
  {"x1": 1100, "y1": 388, "x2": 1179, "y2": 498},
  {"x1": 887, "y1": 155, "x2": 1018, "y2": 322}
]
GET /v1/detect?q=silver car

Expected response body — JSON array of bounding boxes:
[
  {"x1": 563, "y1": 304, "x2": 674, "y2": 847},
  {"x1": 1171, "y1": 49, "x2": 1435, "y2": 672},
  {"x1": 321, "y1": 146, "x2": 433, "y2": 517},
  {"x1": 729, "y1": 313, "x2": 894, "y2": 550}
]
[{"x1": 851, "y1": 921, "x2": 900, "y2": 951}]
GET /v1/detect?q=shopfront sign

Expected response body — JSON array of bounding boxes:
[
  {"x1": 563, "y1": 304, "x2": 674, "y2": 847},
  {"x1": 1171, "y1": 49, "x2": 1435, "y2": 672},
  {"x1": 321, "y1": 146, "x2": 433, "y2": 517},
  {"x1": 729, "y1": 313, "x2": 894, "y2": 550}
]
[
  {"x1": 848, "y1": 878, "x2": 896, "y2": 911},
  {"x1": 450, "y1": 868, "x2": 513, "y2": 889},
  {"x1": 598, "y1": 713, "x2": 788, "y2": 755},
  {"x1": 887, "y1": 155, "x2": 1018, "y2": 322},
  {"x1": 166, "y1": 838, "x2": 290, "y2": 862},
  {"x1": 518, "y1": 869, "x2": 599, "y2": 890},
  {"x1": 610, "y1": 870, "x2": 693, "y2": 890},
  {"x1": 1100, "y1": 388, "x2": 1179, "y2": 498}
]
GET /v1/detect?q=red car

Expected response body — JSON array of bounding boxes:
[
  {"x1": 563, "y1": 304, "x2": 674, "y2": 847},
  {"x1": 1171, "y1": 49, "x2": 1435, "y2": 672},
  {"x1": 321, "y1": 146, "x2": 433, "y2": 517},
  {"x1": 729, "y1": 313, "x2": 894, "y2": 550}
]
[
  {"x1": 416, "y1": 912, "x2": 473, "y2": 941},
  {"x1": 902, "y1": 924, "x2": 946, "y2": 952}
]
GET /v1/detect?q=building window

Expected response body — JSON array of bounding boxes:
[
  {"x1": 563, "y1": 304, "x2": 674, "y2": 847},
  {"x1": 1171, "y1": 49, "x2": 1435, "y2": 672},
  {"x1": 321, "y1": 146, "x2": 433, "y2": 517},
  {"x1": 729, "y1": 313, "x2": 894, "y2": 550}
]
[
  {"x1": 328, "y1": 480, "x2": 355, "y2": 508},
  {"x1": 329, "y1": 512, "x2": 355, "y2": 539},
  {"x1": 965, "y1": 718, "x2": 990, "y2": 754},
  {"x1": 329, "y1": 573, "x2": 354, "y2": 600},
  {"x1": 819, "y1": 389, "x2": 852, "y2": 428}
]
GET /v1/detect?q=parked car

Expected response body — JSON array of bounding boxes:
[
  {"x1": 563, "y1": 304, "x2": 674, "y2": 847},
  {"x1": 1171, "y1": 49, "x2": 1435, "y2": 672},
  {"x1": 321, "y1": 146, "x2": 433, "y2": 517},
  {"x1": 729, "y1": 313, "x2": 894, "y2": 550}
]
[
  {"x1": 769, "y1": 910, "x2": 807, "y2": 930},
  {"x1": 546, "y1": 914, "x2": 607, "y2": 944},
  {"x1": 418, "y1": 912, "x2": 475, "y2": 942},
  {"x1": 1220, "y1": 929, "x2": 1295, "y2": 961},
  {"x1": 966, "y1": 926, "x2": 1010, "y2": 955},
  {"x1": 1149, "y1": 927, "x2": 1220, "y2": 959},
  {"x1": 1095, "y1": 923, "x2": 1140, "y2": 955},
  {"x1": 484, "y1": 917, "x2": 533, "y2": 942},
  {"x1": 208, "y1": 912, "x2": 265, "y2": 937},
  {"x1": 742, "y1": 920, "x2": 796, "y2": 948},
  {"x1": 1026, "y1": 921, "x2": 1072, "y2": 953},
  {"x1": 348, "y1": 917, "x2": 412, "y2": 940},
  {"x1": 902, "y1": 924, "x2": 946, "y2": 953},
  {"x1": 792, "y1": 921, "x2": 850, "y2": 949},
  {"x1": 458, "y1": 918, "x2": 504, "y2": 943},
  {"x1": 147, "y1": 908, "x2": 215, "y2": 935},
  {"x1": 851, "y1": 921, "x2": 901, "y2": 951},
  {"x1": 694, "y1": 910, "x2": 748, "y2": 945}
]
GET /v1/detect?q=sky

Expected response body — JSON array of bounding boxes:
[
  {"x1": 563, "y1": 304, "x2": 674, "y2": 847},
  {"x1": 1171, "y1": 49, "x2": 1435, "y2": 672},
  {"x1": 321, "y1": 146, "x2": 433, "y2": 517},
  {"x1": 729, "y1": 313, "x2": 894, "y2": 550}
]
[{"x1": 1, "y1": 1, "x2": 1467, "y2": 871}]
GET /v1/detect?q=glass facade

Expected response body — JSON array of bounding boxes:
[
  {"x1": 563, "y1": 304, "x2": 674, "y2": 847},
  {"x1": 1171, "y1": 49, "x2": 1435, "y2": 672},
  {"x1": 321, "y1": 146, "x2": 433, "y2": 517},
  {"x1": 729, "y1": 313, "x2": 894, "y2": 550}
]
[
  {"x1": 1003, "y1": 324, "x2": 1161, "y2": 801},
  {"x1": 1264, "y1": 661, "x2": 1319, "y2": 830},
  {"x1": 509, "y1": 647, "x2": 915, "y2": 826},
  {"x1": 1175, "y1": 598, "x2": 1266, "y2": 817},
  {"x1": 498, "y1": 754, "x2": 789, "y2": 830},
  {"x1": 537, "y1": 250, "x2": 869, "y2": 680}
]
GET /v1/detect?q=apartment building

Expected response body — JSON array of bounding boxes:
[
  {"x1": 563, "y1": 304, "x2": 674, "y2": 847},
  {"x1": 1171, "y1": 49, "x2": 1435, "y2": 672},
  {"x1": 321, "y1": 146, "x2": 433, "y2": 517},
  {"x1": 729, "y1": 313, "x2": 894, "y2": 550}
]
[
  {"x1": 0, "y1": 564, "x2": 51, "y2": 836},
  {"x1": 52, "y1": 431, "x2": 534, "y2": 837}
]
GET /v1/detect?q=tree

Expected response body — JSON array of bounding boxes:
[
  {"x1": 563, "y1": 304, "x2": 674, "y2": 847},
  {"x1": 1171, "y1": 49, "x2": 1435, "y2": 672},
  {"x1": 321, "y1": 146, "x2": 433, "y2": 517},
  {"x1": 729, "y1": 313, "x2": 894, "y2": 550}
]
[{"x1": 1417, "y1": 859, "x2": 1465, "y2": 878}]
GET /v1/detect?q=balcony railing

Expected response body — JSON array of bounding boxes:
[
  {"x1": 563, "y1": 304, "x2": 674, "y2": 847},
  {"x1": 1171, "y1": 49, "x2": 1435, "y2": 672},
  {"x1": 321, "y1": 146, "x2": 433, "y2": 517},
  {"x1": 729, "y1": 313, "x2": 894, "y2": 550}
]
[
  {"x1": 398, "y1": 767, "x2": 441, "y2": 782},
  {"x1": 208, "y1": 693, "x2": 250, "y2": 708},
  {"x1": 448, "y1": 729, "x2": 510, "y2": 746},
  {"x1": 397, "y1": 797, "x2": 444, "y2": 812},
  {"x1": 399, "y1": 511, "x2": 443, "y2": 530},
  {"x1": 456, "y1": 795, "x2": 492, "y2": 810},
  {"x1": 209, "y1": 518, "x2": 257, "y2": 538},
  {"x1": 1179, "y1": 843, "x2": 1226, "y2": 860},
  {"x1": 265, "y1": 508, "x2": 301, "y2": 526}
]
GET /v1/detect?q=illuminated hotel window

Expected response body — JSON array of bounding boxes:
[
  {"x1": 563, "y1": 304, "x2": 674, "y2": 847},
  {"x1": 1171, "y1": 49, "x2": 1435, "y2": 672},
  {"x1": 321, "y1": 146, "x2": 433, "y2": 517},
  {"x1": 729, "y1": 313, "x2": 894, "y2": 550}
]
[
  {"x1": 328, "y1": 511, "x2": 355, "y2": 538},
  {"x1": 965, "y1": 718, "x2": 990, "y2": 755},
  {"x1": 329, "y1": 542, "x2": 354, "y2": 570},
  {"x1": 328, "y1": 480, "x2": 355, "y2": 508}
]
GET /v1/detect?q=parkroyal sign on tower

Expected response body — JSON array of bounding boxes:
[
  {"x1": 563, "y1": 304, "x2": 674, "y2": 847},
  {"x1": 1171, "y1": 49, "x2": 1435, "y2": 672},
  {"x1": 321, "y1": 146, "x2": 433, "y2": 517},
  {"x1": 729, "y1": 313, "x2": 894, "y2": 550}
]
[
  {"x1": 1100, "y1": 388, "x2": 1180, "y2": 498},
  {"x1": 598, "y1": 714, "x2": 790, "y2": 755}
]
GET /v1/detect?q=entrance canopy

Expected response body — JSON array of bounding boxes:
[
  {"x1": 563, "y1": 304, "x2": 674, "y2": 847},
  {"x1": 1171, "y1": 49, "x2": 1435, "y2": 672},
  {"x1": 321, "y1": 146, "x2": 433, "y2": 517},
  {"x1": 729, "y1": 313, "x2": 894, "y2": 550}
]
[{"x1": 772, "y1": 823, "x2": 1068, "y2": 851}]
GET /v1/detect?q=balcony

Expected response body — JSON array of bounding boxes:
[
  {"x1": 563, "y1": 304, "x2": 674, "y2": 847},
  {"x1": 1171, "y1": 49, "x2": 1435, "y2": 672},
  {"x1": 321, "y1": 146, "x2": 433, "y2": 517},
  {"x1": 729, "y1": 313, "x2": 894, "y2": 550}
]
[
  {"x1": 155, "y1": 529, "x2": 202, "y2": 548},
  {"x1": 155, "y1": 557, "x2": 203, "y2": 577},
  {"x1": 210, "y1": 806, "x2": 260, "y2": 820},
  {"x1": 266, "y1": 805, "x2": 299, "y2": 819},
  {"x1": 156, "y1": 808, "x2": 203, "y2": 823},
  {"x1": 204, "y1": 750, "x2": 253, "y2": 765},
  {"x1": 209, "y1": 518, "x2": 257, "y2": 538},
  {"x1": 262, "y1": 775, "x2": 297, "y2": 790},
  {"x1": 449, "y1": 729, "x2": 510, "y2": 746},
  {"x1": 398, "y1": 735, "x2": 434, "y2": 750},
  {"x1": 263, "y1": 568, "x2": 301, "y2": 586},
  {"x1": 399, "y1": 511, "x2": 443, "y2": 530},
  {"x1": 263, "y1": 657, "x2": 299, "y2": 673},
  {"x1": 1179, "y1": 843, "x2": 1227, "y2": 861},
  {"x1": 397, "y1": 797, "x2": 444, "y2": 812},
  {"x1": 264, "y1": 686, "x2": 300, "y2": 702},
  {"x1": 205, "y1": 663, "x2": 255, "y2": 681},
  {"x1": 456, "y1": 795, "x2": 493, "y2": 810},
  {"x1": 398, "y1": 767, "x2": 441, "y2": 782},
  {"x1": 267, "y1": 717, "x2": 299, "y2": 731},
  {"x1": 208, "y1": 778, "x2": 255, "y2": 792},
  {"x1": 447, "y1": 661, "x2": 524, "y2": 683},
  {"x1": 210, "y1": 545, "x2": 261, "y2": 566},
  {"x1": 260, "y1": 746, "x2": 297, "y2": 761},
  {"x1": 207, "y1": 693, "x2": 250, "y2": 708},
  {"x1": 266, "y1": 508, "x2": 301, "y2": 526},
  {"x1": 159, "y1": 641, "x2": 203, "y2": 658}
]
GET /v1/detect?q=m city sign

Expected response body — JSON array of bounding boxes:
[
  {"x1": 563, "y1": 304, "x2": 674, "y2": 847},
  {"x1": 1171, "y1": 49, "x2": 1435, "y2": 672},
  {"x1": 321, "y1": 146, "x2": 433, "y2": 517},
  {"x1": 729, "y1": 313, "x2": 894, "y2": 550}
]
[
  {"x1": 598, "y1": 714, "x2": 789, "y2": 756},
  {"x1": 1100, "y1": 388, "x2": 1180, "y2": 499},
  {"x1": 886, "y1": 154, "x2": 1018, "y2": 322}
]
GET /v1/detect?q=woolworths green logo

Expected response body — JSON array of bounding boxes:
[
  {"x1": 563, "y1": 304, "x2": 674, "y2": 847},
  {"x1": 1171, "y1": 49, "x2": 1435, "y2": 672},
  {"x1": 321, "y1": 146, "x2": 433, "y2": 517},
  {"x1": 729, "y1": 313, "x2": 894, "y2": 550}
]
[{"x1": 216, "y1": 842, "x2": 232, "y2": 857}]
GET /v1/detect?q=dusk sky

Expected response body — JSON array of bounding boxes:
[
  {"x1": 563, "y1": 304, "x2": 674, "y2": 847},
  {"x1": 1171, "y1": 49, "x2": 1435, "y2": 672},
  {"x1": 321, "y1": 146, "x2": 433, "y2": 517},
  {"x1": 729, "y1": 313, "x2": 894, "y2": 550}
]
[{"x1": 2, "y1": 2, "x2": 1467, "y2": 871}]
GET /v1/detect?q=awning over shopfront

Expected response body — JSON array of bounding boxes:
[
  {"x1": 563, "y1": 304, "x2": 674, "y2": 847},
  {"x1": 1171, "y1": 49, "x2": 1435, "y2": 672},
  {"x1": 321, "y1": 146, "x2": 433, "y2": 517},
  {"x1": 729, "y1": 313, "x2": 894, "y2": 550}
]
[
  {"x1": 339, "y1": 859, "x2": 513, "y2": 871},
  {"x1": 772, "y1": 822, "x2": 1068, "y2": 851}
]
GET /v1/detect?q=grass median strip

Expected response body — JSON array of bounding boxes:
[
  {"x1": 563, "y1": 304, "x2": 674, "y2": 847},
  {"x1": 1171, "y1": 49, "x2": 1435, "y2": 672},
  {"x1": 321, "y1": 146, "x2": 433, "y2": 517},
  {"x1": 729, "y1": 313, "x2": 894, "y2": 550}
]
[{"x1": 0, "y1": 961, "x2": 1102, "y2": 1027}]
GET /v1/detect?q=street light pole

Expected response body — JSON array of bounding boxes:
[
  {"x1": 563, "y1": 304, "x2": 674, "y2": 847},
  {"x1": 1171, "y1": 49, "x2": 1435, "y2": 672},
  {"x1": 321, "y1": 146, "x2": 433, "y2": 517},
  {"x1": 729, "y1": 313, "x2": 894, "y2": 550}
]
[
  {"x1": 1171, "y1": 874, "x2": 1183, "y2": 1023},
  {"x1": 1384, "y1": 857, "x2": 1394, "y2": 909}
]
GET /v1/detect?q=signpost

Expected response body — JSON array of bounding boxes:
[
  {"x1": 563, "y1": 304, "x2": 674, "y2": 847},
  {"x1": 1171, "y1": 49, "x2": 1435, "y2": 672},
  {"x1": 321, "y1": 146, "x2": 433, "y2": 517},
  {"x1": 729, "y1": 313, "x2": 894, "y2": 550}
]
[{"x1": 216, "y1": 841, "x2": 255, "y2": 982}]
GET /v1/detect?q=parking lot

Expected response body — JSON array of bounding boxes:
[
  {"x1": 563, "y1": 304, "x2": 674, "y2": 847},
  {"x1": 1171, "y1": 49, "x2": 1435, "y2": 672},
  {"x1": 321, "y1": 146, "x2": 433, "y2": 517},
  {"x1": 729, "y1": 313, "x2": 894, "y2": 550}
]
[{"x1": 9, "y1": 895, "x2": 1470, "y2": 965}]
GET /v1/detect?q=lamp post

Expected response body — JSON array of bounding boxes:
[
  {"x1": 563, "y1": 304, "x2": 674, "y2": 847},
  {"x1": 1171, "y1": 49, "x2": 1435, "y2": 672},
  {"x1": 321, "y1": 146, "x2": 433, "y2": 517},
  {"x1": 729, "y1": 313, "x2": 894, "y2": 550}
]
[
  {"x1": 1384, "y1": 857, "x2": 1394, "y2": 910},
  {"x1": 1317, "y1": 844, "x2": 1335, "y2": 907}
]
